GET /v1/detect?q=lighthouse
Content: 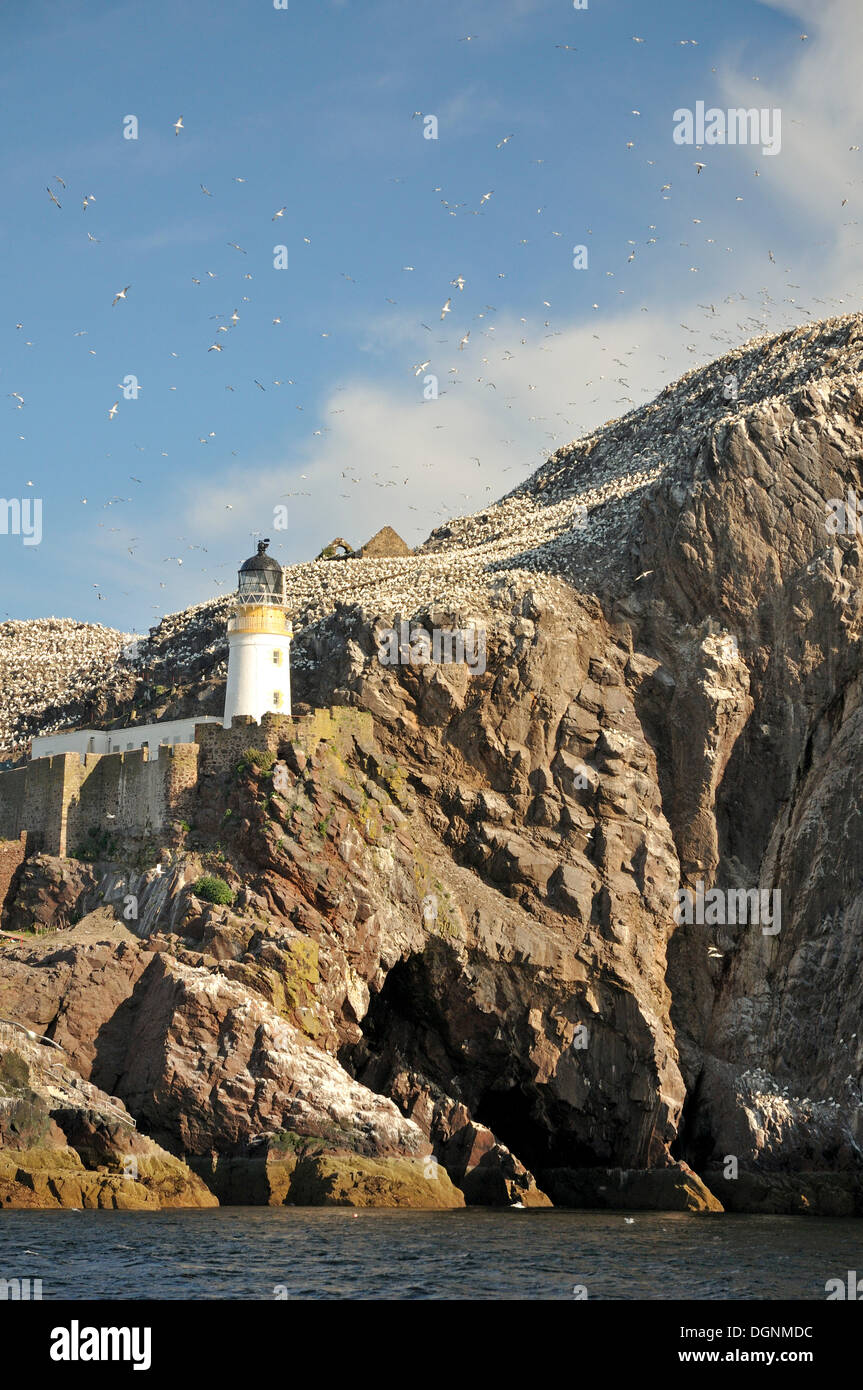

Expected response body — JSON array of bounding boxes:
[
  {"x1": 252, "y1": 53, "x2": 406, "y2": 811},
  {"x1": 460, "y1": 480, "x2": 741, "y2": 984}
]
[{"x1": 223, "y1": 539, "x2": 292, "y2": 727}]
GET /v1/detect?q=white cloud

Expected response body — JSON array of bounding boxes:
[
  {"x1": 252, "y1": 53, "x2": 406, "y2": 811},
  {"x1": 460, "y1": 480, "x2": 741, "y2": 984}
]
[
  {"x1": 720, "y1": 0, "x2": 863, "y2": 252},
  {"x1": 107, "y1": 0, "x2": 863, "y2": 622}
]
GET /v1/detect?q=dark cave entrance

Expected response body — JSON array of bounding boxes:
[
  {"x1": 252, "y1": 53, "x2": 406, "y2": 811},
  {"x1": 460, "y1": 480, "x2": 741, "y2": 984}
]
[{"x1": 342, "y1": 948, "x2": 602, "y2": 1174}]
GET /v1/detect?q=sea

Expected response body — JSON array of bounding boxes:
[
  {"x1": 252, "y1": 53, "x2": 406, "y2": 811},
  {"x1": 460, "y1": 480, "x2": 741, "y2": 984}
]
[{"x1": 0, "y1": 1207, "x2": 860, "y2": 1300}]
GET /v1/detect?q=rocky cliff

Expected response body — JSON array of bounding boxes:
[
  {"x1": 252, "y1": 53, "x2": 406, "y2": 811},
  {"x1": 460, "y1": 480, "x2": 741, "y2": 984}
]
[
  {"x1": 0, "y1": 1009, "x2": 215, "y2": 1210},
  {"x1": 3, "y1": 313, "x2": 863, "y2": 1212}
]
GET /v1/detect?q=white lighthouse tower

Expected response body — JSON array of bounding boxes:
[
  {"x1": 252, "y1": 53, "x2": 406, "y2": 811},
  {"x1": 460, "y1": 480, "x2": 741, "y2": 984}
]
[{"x1": 223, "y1": 538, "x2": 292, "y2": 727}]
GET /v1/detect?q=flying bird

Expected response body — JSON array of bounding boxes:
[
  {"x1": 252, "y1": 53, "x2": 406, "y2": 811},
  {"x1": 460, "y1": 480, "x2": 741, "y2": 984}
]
[
  {"x1": 108, "y1": 402, "x2": 119, "y2": 419},
  {"x1": 46, "y1": 186, "x2": 62, "y2": 209},
  {"x1": 272, "y1": 206, "x2": 286, "y2": 220},
  {"x1": 112, "y1": 286, "x2": 130, "y2": 306},
  {"x1": 173, "y1": 116, "x2": 183, "y2": 135}
]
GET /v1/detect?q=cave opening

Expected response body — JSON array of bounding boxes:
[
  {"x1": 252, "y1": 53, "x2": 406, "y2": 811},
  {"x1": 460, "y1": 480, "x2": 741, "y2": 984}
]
[{"x1": 342, "y1": 949, "x2": 602, "y2": 1177}]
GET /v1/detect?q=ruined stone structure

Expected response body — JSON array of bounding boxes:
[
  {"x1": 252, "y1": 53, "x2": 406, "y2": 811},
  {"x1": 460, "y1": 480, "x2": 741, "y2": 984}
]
[{"x1": 0, "y1": 708, "x2": 372, "y2": 858}]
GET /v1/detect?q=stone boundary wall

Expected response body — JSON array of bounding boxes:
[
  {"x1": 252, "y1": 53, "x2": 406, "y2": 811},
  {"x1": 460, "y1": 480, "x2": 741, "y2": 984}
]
[
  {"x1": 0, "y1": 708, "x2": 372, "y2": 860},
  {"x1": 195, "y1": 709, "x2": 373, "y2": 777},
  {"x1": 0, "y1": 744, "x2": 199, "y2": 856}
]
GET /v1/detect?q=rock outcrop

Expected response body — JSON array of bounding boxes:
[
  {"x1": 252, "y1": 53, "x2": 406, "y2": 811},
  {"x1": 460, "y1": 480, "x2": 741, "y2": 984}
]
[
  {"x1": 5, "y1": 314, "x2": 863, "y2": 1211},
  {"x1": 0, "y1": 1024, "x2": 215, "y2": 1209}
]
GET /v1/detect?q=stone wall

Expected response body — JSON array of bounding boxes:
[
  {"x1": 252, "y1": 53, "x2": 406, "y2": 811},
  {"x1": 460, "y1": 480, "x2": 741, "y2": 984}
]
[
  {"x1": 0, "y1": 709, "x2": 371, "y2": 860},
  {"x1": 195, "y1": 709, "x2": 373, "y2": 777},
  {"x1": 63, "y1": 744, "x2": 199, "y2": 857},
  {"x1": 0, "y1": 754, "x2": 68, "y2": 854},
  {"x1": 0, "y1": 744, "x2": 199, "y2": 857}
]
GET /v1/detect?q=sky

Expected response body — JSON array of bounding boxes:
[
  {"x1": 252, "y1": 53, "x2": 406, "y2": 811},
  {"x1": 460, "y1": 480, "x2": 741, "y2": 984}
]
[{"x1": 1, "y1": 0, "x2": 862, "y2": 634}]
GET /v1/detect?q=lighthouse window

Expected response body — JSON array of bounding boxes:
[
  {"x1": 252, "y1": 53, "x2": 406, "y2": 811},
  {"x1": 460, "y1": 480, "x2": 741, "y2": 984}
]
[
  {"x1": 273, "y1": 649, "x2": 282, "y2": 665},
  {"x1": 273, "y1": 690, "x2": 283, "y2": 707}
]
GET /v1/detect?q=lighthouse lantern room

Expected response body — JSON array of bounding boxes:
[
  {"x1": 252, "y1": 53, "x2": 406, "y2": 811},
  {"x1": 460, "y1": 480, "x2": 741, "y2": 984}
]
[{"x1": 223, "y1": 538, "x2": 292, "y2": 727}]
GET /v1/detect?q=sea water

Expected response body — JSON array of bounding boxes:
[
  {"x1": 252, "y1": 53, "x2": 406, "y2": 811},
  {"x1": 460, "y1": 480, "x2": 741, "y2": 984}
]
[{"x1": 0, "y1": 1208, "x2": 859, "y2": 1300}]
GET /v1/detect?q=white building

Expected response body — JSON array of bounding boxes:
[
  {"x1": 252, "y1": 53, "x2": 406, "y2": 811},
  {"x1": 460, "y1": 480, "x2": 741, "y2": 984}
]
[
  {"x1": 29, "y1": 539, "x2": 293, "y2": 761},
  {"x1": 31, "y1": 717, "x2": 222, "y2": 760}
]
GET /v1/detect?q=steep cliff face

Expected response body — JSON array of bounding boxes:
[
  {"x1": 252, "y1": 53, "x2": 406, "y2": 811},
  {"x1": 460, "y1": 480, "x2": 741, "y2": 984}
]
[
  {"x1": 338, "y1": 589, "x2": 686, "y2": 1182},
  {"x1": 4, "y1": 314, "x2": 863, "y2": 1210},
  {"x1": 632, "y1": 345, "x2": 863, "y2": 1195}
]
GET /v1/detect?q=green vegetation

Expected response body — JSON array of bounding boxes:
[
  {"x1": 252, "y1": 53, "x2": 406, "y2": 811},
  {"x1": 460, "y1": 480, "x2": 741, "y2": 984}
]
[
  {"x1": 269, "y1": 1115, "x2": 357, "y2": 1155},
  {"x1": 236, "y1": 747, "x2": 275, "y2": 776},
  {"x1": 72, "y1": 827, "x2": 117, "y2": 863},
  {"x1": 191, "y1": 875, "x2": 235, "y2": 906},
  {"x1": 131, "y1": 836, "x2": 162, "y2": 872}
]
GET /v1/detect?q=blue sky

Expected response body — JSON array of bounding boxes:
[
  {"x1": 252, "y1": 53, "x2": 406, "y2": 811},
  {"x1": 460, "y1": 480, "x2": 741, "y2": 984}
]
[{"x1": 1, "y1": 0, "x2": 859, "y2": 632}]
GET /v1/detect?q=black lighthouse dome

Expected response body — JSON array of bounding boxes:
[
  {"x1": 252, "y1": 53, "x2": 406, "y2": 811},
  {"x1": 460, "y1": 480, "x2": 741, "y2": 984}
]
[{"x1": 237, "y1": 538, "x2": 284, "y2": 603}]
